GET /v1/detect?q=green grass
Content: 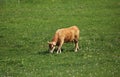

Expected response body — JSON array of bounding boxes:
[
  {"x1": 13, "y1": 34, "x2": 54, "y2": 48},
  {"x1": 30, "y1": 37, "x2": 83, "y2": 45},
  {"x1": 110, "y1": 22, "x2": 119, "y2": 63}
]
[{"x1": 0, "y1": 0, "x2": 120, "y2": 77}]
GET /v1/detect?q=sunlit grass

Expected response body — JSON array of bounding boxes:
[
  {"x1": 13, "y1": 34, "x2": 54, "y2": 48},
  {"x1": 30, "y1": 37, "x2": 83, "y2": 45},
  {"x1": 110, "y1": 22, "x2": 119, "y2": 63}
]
[{"x1": 0, "y1": 0, "x2": 120, "y2": 77}]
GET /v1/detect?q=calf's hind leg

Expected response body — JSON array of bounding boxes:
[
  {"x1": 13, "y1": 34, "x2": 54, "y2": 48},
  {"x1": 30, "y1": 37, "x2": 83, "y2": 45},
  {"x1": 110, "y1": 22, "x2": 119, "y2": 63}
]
[{"x1": 74, "y1": 40, "x2": 79, "y2": 52}]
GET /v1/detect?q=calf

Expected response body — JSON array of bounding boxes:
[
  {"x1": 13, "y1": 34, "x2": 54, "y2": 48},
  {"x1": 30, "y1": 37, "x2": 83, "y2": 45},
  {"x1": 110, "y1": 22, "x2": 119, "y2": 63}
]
[{"x1": 48, "y1": 26, "x2": 80, "y2": 54}]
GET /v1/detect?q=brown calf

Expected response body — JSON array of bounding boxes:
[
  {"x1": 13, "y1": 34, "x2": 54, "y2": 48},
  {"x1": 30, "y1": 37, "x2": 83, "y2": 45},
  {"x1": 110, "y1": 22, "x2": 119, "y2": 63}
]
[{"x1": 48, "y1": 26, "x2": 80, "y2": 54}]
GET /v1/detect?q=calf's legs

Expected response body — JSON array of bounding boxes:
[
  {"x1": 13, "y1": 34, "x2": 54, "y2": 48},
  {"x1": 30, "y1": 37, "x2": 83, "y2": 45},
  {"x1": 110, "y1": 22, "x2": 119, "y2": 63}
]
[
  {"x1": 74, "y1": 40, "x2": 79, "y2": 52},
  {"x1": 57, "y1": 41, "x2": 64, "y2": 54}
]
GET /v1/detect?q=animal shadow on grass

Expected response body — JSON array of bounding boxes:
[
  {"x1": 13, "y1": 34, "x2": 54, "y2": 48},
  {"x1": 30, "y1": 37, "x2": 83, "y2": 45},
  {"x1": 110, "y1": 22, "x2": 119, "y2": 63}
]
[
  {"x1": 37, "y1": 50, "x2": 49, "y2": 55},
  {"x1": 37, "y1": 48, "x2": 64, "y2": 55},
  {"x1": 37, "y1": 48, "x2": 76, "y2": 55}
]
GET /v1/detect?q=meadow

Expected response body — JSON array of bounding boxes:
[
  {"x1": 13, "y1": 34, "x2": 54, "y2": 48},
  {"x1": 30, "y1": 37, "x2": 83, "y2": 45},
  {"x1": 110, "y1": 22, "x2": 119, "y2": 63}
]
[{"x1": 0, "y1": 0, "x2": 120, "y2": 77}]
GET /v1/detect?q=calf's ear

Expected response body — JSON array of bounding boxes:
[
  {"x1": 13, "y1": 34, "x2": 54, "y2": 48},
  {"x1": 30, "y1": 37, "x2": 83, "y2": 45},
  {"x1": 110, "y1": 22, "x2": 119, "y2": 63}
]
[
  {"x1": 47, "y1": 41, "x2": 50, "y2": 44},
  {"x1": 47, "y1": 41, "x2": 52, "y2": 44}
]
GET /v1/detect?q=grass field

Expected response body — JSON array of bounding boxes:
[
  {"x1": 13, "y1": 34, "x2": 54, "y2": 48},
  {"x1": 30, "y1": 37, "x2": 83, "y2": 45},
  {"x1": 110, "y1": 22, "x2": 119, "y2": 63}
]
[{"x1": 0, "y1": 0, "x2": 120, "y2": 77}]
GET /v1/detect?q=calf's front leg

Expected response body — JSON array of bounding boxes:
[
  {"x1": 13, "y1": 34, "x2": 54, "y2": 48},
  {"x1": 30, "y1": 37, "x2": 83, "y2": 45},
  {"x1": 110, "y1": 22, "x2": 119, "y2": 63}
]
[{"x1": 57, "y1": 41, "x2": 64, "y2": 54}]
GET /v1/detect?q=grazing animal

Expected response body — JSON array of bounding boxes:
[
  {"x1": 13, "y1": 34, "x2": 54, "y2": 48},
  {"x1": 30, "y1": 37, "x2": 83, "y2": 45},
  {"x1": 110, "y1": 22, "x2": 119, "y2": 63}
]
[{"x1": 48, "y1": 26, "x2": 80, "y2": 54}]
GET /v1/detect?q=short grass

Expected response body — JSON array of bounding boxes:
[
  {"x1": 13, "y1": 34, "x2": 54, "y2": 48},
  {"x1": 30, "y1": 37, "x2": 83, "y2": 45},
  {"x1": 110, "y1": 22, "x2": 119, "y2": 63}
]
[{"x1": 0, "y1": 0, "x2": 120, "y2": 77}]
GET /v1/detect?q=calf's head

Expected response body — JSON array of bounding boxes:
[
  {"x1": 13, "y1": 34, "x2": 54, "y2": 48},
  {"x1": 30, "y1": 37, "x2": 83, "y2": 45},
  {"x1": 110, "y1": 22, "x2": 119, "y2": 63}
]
[{"x1": 48, "y1": 42, "x2": 56, "y2": 53}]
